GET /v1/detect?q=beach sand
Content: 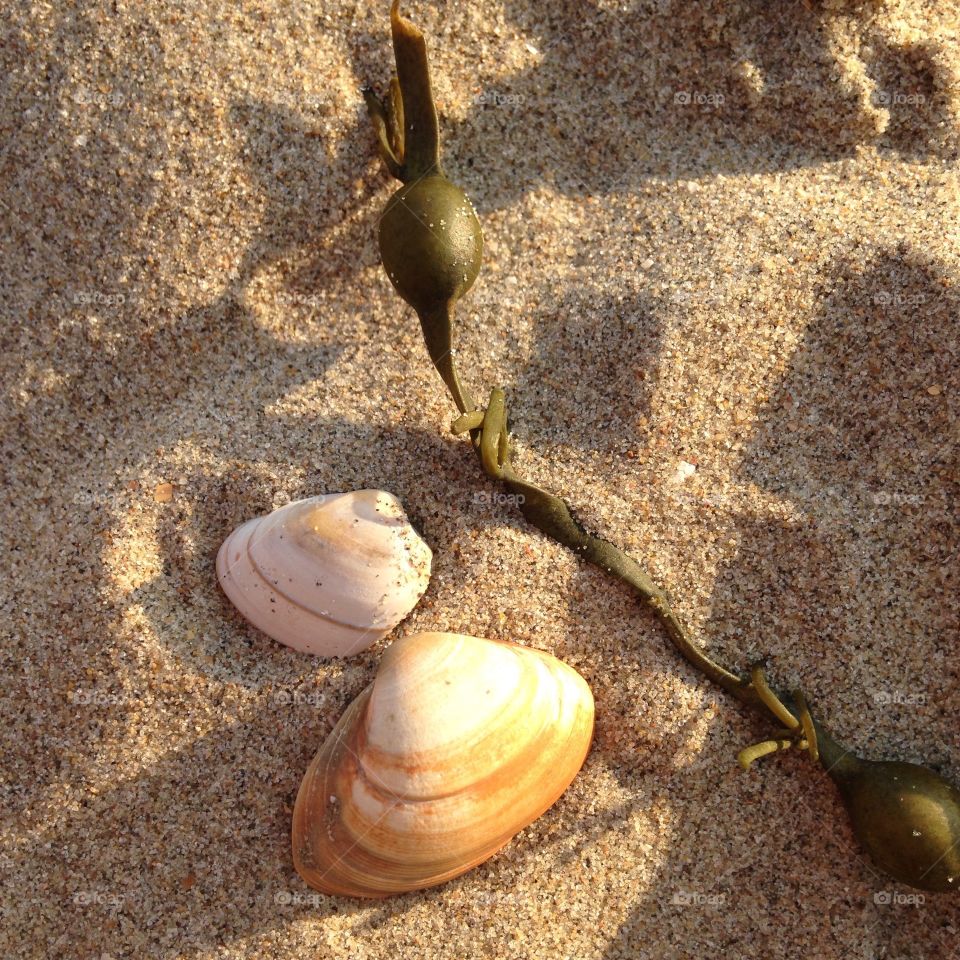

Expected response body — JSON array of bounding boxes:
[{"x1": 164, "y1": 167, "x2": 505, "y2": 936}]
[{"x1": 2, "y1": 1, "x2": 959, "y2": 957}]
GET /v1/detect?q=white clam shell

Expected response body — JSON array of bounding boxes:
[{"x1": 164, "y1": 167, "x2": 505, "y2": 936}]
[
  {"x1": 216, "y1": 490, "x2": 432, "y2": 657},
  {"x1": 292, "y1": 631, "x2": 595, "y2": 897}
]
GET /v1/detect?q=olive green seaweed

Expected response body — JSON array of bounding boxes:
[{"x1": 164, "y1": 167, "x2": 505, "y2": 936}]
[{"x1": 362, "y1": 1, "x2": 960, "y2": 893}]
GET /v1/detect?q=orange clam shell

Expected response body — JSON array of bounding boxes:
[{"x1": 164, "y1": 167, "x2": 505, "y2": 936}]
[{"x1": 292, "y1": 631, "x2": 595, "y2": 897}]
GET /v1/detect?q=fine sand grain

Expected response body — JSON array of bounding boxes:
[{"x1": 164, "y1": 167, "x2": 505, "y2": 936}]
[{"x1": 2, "y1": 1, "x2": 959, "y2": 957}]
